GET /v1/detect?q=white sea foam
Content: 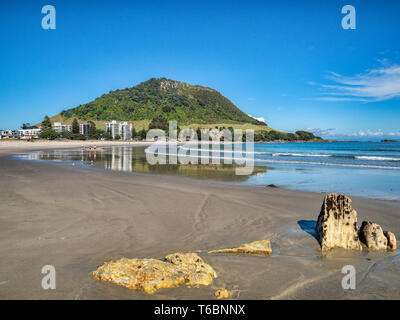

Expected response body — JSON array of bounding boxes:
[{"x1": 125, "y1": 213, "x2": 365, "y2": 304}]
[
  {"x1": 355, "y1": 156, "x2": 400, "y2": 161},
  {"x1": 144, "y1": 148, "x2": 400, "y2": 170},
  {"x1": 272, "y1": 152, "x2": 331, "y2": 157},
  {"x1": 254, "y1": 158, "x2": 400, "y2": 170},
  {"x1": 178, "y1": 146, "x2": 267, "y2": 155}
]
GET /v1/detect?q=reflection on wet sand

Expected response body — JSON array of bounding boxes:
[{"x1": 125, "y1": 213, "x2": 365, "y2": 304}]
[{"x1": 27, "y1": 146, "x2": 268, "y2": 182}]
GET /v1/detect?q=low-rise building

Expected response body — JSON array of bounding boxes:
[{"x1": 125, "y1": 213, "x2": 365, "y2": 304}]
[
  {"x1": 1, "y1": 130, "x2": 20, "y2": 139},
  {"x1": 0, "y1": 130, "x2": 13, "y2": 139},
  {"x1": 18, "y1": 128, "x2": 41, "y2": 139},
  {"x1": 12, "y1": 130, "x2": 20, "y2": 139}
]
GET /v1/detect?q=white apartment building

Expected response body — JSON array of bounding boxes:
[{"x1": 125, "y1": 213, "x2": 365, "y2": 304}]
[
  {"x1": 0, "y1": 130, "x2": 13, "y2": 139},
  {"x1": 18, "y1": 128, "x2": 41, "y2": 139},
  {"x1": 52, "y1": 122, "x2": 72, "y2": 133},
  {"x1": 12, "y1": 130, "x2": 20, "y2": 139},
  {"x1": 105, "y1": 120, "x2": 120, "y2": 138},
  {"x1": 1, "y1": 129, "x2": 30, "y2": 139},
  {"x1": 79, "y1": 123, "x2": 90, "y2": 137},
  {"x1": 121, "y1": 121, "x2": 132, "y2": 140},
  {"x1": 105, "y1": 120, "x2": 132, "y2": 140}
]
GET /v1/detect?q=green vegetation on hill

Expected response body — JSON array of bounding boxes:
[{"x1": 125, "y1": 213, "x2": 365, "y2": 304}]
[
  {"x1": 252, "y1": 130, "x2": 322, "y2": 142},
  {"x1": 194, "y1": 127, "x2": 322, "y2": 142},
  {"x1": 42, "y1": 78, "x2": 322, "y2": 142},
  {"x1": 61, "y1": 78, "x2": 266, "y2": 126}
]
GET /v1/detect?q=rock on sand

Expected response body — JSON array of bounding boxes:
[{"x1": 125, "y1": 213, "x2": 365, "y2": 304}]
[
  {"x1": 315, "y1": 193, "x2": 362, "y2": 251},
  {"x1": 359, "y1": 221, "x2": 397, "y2": 251},
  {"x1": 92, "y1": 252, "x2": 217, "y2": 294},
  {"x1": 208, "y1": 239, "x2": 272, "y2": 255}
]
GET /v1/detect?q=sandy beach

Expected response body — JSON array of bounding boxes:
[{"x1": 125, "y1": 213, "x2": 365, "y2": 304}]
[
  {"x1": 0, "y1": 141, "x2": 399, "y2": 300},
  {"x1": 0, "y1": 140, "x2": 152, "y2": 157}
]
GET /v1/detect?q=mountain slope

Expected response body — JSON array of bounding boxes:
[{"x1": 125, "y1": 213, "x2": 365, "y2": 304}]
[{"x1": 60, "y1": 78, "x2": 267, "y2": 126}]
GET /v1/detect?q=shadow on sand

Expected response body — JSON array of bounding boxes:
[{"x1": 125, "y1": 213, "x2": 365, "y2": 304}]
[{"x1": 297, "y1": 220, "x2": 319, "y2": 242}]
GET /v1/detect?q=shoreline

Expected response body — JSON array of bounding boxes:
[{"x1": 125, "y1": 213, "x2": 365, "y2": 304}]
[
  {"x1": 0, "y1": 140, "x2": 152, "y2": 158},
  {"x1": 3, "y1": 140, "x2": 400, "y2": 202},
  {"x1": 6, "y1": 141, "x2": 400, "y2": 201}
]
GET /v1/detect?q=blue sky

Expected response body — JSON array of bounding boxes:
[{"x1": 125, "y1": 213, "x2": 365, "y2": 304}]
[{"x1": 1, "y1": 0, "x2": 400, "y2": 139}]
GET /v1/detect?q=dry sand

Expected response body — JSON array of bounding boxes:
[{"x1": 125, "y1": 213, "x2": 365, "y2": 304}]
[{"x1": 0, "y1": 141, "x2": 399, "y2": 299}]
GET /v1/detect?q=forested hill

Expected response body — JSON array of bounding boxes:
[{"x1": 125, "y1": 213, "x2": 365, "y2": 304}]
[{"x1": 60, "y1": 78, "x2": 267, "y2": 126}]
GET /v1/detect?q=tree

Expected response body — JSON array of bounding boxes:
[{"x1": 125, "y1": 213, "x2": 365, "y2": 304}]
[
  {"x1": 162, "y1": 105, "x2": 172, "y2": 112},
  {"x1": 41, "y1": 116, "x2": 52, "y2": 129},
  {"x1": 132, "y1": 127, "x2": 137, "y2": 140},
  {"x1": 149, "y1": 116, "x2": 168, "y2": 131},
  {"x1": 72, "y1": 118, "x2": 80, "y2": 134},
  {"x1": 60, "y1": 131, "x2": 72, "y2": 139},
  {"x1": 21, "y1": 123, "x2": 38, "y2": 129},
  {"x1": 138, "y1": 128, "x2": 147, "y2": 140},
  {"x1": 39, "y1": 128, "x2": 59, "y2": 140},
  {"x1": 295, "y1": 131, "x2": 315, "y2": 141},
  {"x1": 267, "y1": 130, "x2": 283, "y2": 141},
  {"x1": 103, "y1": 131, "x2": 112, "y2": 140},
  {"x1": 96, "y1": 129, "x2": 111, "y2": 140},
  {"x1": 114, "y1": 134, "x2": 121, "y2": 140},
  {"x1": 88, "y1": 121, "x2": 97, "y2": 139},
  {"x1": 71, "y1": 133, "x2": 86, "y2": 140},
  {"x1": 196, "y1": 128, "x2": 202, "y2": 140}
]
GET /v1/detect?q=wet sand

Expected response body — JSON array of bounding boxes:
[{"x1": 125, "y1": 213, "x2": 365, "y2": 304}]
[{"x1": 0, "y1": 141, "x2": 399, "y2": 299}]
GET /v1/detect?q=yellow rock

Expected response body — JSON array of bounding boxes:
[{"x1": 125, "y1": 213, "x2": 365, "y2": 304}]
[
  {"x1": 384, "y1": 231, "x2": 397, "y2": 251},
  {"x1": 92, "y1": 252, "x2": 217, "y2": 294},
  {"x1": 359, "y1": 221, "x2": 388, "y2": 250},
  {"x1": 215, "y1": 289, "x2": 231, "y2": 299},
  {"x1": 208, "y1": 239, "x2": 272, "y2": 255},
  {"x1": 315, "y1": 193, "x2": 362, "y2": 251}
]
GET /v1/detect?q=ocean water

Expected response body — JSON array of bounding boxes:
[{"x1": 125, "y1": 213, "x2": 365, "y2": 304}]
[
  {"x1": 181, "y1": 141, "x2": 400, "y2": 170},
  {"x1": 21, "y1": 141, "x2": 400, "y2": 200},
  {"x1": 244, "y1": 141, "x2": 400, "y2": 200}
]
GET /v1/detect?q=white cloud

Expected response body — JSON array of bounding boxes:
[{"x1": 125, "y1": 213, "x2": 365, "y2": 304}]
[
  {"x1": 248, "y1": 114, "x2": 265, "y2": 123},
  {"x1": 352, "y1": 129, "x2": 384, "y2": 137},
  {"x1": 303, "y1": 127, "x2": 400, "y2": 139},
  {"x1": 304, "y1": 127, "x2": 337, "y2": 137},
  {"x1": 316, "y1": 62, "x2": 400, "y2": 102}
]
